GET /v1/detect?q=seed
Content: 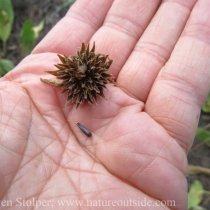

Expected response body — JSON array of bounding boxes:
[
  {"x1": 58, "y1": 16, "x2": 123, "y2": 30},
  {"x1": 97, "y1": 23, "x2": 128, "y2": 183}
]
[{"x1": 76, "y1": 122, "x2": 92, "y2": 137}]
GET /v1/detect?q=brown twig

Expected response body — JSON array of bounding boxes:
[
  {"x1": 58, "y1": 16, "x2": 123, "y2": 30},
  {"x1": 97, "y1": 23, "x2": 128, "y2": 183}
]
[{"x1": 188, "y1": 165, "x2": 210, "y2": 176}]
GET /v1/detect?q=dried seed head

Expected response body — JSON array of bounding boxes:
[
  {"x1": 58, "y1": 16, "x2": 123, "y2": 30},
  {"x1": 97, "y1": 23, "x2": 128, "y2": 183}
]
[{"x1": 40, "y1": 42, "x2": 115, "y2": 108}]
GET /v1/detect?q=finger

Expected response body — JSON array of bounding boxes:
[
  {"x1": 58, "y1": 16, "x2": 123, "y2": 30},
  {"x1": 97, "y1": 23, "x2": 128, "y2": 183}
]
[
  {"x1": 89, "y1": 0, "x2": 161, "y2": 78},
  {"x1": 145, "y1": 0, "x2": 210, "y2": 153},
  {"x1": 117, "y1": 0, "x2": 198, "y2": 102},
  {"x1": 32, "y1": 0, "x2": 114, "y2": 54}
]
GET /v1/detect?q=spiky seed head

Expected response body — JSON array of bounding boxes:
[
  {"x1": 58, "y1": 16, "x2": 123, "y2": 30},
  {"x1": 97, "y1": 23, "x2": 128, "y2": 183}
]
[{"x1": 40, "y1": 42, "x2": 115, "y2": 108}]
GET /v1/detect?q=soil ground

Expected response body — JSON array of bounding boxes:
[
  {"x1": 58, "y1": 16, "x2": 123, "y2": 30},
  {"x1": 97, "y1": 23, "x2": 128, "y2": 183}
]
[
  {"x1": 5, "y1": 0, "x2": 71, "y2": 65},
  {"x1": 1, "y1": 0, "x2": 210, "y2": 209}
]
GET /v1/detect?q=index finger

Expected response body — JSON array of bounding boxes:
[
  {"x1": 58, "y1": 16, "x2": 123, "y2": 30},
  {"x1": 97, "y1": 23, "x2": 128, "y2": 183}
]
[{"x1": 32, "y1": 0, "x2": 114, "y2": 55}]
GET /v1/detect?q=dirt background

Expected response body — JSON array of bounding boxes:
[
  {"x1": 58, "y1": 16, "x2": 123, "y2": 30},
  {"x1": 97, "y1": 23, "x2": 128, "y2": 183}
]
[
  {"x1": 1, "y1": 0, "x2": 210, "y2": 209},
  {"x1": 4, "y1": 0, "x2": 72, "y2": 65}
]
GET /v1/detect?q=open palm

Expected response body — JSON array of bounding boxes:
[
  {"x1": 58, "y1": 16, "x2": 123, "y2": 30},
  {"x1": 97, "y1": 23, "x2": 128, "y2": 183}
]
[{"x1": 1, "y1": 0, "x2": 210, "y2": 209}]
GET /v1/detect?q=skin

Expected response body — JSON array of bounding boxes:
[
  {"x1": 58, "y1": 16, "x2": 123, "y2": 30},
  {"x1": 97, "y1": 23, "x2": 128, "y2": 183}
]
[{"x1": 0, "y1": 0, "x2": 210, "y2": 209}]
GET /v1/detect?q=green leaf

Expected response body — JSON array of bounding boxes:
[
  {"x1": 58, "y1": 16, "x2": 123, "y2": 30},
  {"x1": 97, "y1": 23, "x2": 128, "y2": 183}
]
[
  {"x1": 33, "y1": 19, "x2": 45, "y2": 40},
  {"x1": 0, "y1": 58, "x2": 14, "y2": 76},
  {"x1": 202, "y1": 93, "x2": 210, "y2": 113},
  {"x1": 196, "y1": 128, "x2": 210, "y2": 147},
  {"x1": 63, "y1": 0, "x2": 76, "y2": 4},
  {"x1": 188, "y1": 180, "x2": 204, "y2": 209},
  {"x1": 0, "y1": 0, "x2": 14, "y2": 43},
  {"x1": 20, "y1": 20, "x2": 35, "y2": 54},
  {"x1": 20, "y1": 19, "x2": 45, "y2": 54},
  {"x1": 191, "y1": 206, "x2": 206, "y2": 210}
]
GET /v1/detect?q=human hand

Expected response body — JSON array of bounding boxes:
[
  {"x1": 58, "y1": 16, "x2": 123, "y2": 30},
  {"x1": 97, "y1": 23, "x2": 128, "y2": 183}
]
[{"x1": 1, "y1": 0, "x2": 210, "y2": 209}]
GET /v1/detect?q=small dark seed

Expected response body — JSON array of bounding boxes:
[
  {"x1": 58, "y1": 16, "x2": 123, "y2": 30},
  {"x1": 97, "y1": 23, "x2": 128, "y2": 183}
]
[{"x1": 76, "y1": 122, "x2": 92, "y2": 137}]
